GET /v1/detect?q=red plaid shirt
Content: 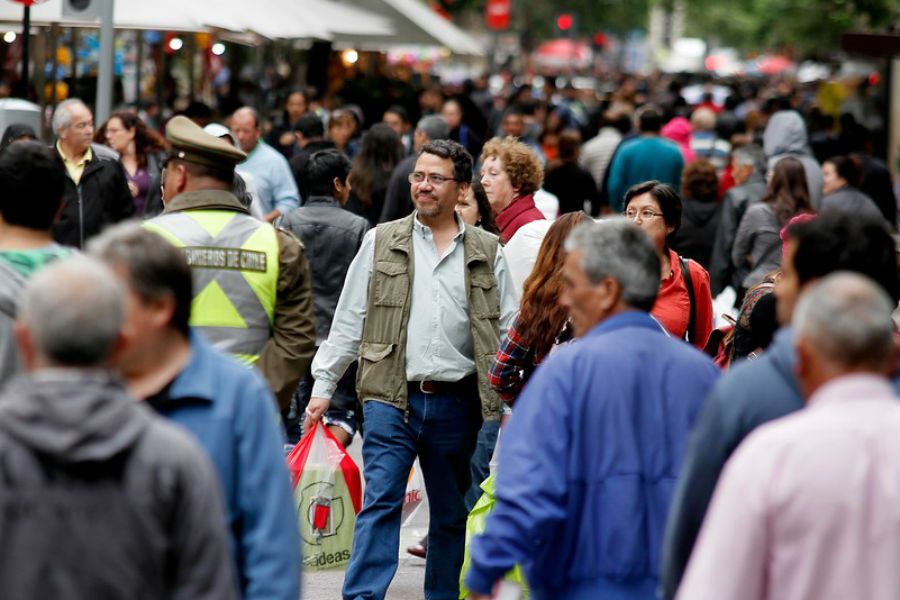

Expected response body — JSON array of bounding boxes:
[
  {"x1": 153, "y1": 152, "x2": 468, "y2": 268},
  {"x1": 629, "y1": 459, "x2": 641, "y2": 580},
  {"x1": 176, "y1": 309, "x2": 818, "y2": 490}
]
[{"x1": 488, "y1": 315, "x2": 536, "y2": 406}]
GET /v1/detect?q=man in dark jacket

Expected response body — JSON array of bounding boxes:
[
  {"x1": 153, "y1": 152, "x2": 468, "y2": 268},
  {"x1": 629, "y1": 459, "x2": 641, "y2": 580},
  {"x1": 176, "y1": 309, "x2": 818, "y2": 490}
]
[
  {"x1": 51, "y1": 98, "x2": 134, "y2": 247},
  {"x1": 709, "y1": 144, "x2": 767, "y2": 296},
  {"x1": 660, "y1": 213, "x2": 900, "y2": 599},
  {"x1": 1, "y1": 255, "x2": 236, "y2": 599},
  {"x1": 281, "y1": 149, "x2": 370, "y2": 445},
  {"x1": 89, "y1": 224, "x2": 302, "y2": 600},
  {"x1": 289, "y1": 112, "x2": 336, "y2": 202}
]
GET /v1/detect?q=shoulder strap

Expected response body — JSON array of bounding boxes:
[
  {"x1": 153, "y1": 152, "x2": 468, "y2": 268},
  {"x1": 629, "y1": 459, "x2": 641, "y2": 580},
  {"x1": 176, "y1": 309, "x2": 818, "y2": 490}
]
[{"x1": 679, "y1": 255, "x2": 697, "y2": 343}]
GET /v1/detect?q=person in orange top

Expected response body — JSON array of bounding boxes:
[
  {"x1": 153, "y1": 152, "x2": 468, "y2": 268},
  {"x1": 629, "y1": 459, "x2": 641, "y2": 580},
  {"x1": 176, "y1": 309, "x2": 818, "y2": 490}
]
[{"x1": 624, "y1": 180, "x2": 713, "y2": 349}]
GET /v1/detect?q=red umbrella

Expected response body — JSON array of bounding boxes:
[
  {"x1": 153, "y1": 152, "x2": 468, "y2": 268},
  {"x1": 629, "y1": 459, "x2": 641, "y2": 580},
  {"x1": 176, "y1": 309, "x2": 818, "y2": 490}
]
[
  {"x1": 756, "y1": 55, "x2": 794, "y2": 75},
  {"x1": 534, "y1": 39, "x2": 591, "y2": 67}
]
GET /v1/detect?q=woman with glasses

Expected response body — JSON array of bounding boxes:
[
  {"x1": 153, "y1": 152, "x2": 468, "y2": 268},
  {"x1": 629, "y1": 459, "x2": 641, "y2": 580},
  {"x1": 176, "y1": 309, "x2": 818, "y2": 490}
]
[
  {"x1": 96, "y1": 110, "x2": 168, "y2": 217},
  {"x1": 624, "y1": 180, "x2": 714, "y2": 349}
]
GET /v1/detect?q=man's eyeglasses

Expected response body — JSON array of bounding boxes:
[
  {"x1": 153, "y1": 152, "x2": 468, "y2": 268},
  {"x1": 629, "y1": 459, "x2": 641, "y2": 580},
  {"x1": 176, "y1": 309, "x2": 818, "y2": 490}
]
[
  {"x1": 625, "y1": 209, "x2": 664, "y2": 222},
  {"x1": 408, "y1": 172, "x2": 457, "y2": 186}
]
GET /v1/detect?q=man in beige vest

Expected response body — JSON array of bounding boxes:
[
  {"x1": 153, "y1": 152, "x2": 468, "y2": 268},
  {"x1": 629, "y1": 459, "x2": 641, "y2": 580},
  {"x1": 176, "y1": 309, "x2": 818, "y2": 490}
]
[{"x1": 307, "y1": 140, "x2": 517, "y2": 600}]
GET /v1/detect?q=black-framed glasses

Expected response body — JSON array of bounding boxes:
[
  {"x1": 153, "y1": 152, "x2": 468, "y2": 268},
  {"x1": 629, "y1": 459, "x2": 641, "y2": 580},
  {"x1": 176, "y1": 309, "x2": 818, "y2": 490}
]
[{"x1": 408, "y1": 172, "x2": 457, "y2": 186}]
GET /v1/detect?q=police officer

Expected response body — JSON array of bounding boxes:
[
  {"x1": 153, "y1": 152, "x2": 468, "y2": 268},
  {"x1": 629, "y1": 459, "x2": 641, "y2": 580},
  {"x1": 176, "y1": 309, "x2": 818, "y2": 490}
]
[{"x1": 145, "y1": 116, "x2": 315, "y2": 409}]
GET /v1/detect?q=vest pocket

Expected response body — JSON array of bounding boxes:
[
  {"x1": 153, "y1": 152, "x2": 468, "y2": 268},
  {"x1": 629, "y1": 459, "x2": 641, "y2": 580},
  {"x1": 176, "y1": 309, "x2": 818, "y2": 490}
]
[
  {"x1": 359, "y1": 341, "x2": 395, "y2": 362},
  {"x1": 469, "y1": 274, "x2": 501, "y2": 319},
  {"x1": 373, "y1": 261, "x2": 408, "y2": 307}
]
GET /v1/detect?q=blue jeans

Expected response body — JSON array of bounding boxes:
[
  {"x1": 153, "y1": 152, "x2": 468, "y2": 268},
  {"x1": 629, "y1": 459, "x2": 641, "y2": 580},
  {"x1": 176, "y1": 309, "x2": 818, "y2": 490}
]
[
  {"x1": 342, "y1": 390, "x2": 482, "y2": 600},
  {"x1": 465, "y1": 419, "x2": 500, "y2": 510}
]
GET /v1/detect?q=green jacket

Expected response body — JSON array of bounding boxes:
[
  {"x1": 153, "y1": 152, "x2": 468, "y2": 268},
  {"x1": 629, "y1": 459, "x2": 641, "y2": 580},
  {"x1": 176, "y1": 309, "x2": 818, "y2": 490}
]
[{"x1": 357, "y1": 214, "x2": 503, "y2": 420}]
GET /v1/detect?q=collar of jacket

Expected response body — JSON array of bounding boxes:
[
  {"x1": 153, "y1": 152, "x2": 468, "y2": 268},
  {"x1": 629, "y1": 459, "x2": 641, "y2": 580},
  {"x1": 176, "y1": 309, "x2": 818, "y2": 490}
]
[
  {"x1": 161, "y1": 331, "x2": 220, "y2": 405},
  {"x1": 163, "y1": 189, "x2": 250, "y2": 215},
  {"x1": 385, "y1": 212, "x2": 481, "y2": 262},
  {"x1": 54, "y1": 142, "x2": 117, "y2": 180},
  {"x1": 586, "y1": 310, "x2": 667, "y2": 339},
  {"x1": 495, "y1": 193, "x2": 537, "y2": 232},
  {"x1": 304, "y1": 195, "x2": 341, "y2": 207}
]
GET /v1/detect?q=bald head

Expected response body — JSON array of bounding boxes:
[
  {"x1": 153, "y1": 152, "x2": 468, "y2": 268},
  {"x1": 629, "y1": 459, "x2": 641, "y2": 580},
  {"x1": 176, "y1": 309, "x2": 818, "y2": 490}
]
[
  {"x1": 18, "y1": 257, "x2": 125, "y2": 369},
  {"x1": 231, "y1": 107, "x2": 261, "y2": 153},
  {"x1": 795, "y1": 271, "x2": 896, "y2": 379}
]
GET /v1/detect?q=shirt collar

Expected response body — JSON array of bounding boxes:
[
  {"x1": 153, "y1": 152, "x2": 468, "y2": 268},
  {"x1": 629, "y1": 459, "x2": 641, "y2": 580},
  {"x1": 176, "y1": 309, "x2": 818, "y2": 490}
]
[
  {"x1": 305, "y1": 195, "x2": 341, "y2": 207},
  {"x1": 165, "y1": 331, "x2": 218, "y2": 403},
  {"x1": 807, "y1": 373, "x2": 898, "y2": 409},
  {"x1": 56, "y1": 140, "x2": 91, "y2": 166},
  {"x1": 585, "y1": 310, "x2": 667, "y2": 338},
  {"x1": 412, "y1": 211, "x2": 466, "y2": 240}
]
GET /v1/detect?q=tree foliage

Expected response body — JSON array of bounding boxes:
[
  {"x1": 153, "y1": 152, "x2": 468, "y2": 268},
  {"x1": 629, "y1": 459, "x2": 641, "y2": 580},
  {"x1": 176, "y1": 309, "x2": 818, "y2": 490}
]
[{"x1": 682, "y1": 0, "x2": 899, "y2": 56}]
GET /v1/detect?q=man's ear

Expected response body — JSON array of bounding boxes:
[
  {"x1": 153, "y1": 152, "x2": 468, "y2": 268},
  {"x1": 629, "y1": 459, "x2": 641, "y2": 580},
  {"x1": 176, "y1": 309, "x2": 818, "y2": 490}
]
[
  {"x1": 457, "y1": 181, "x2": 470, "y2": 201},
  {"x1": 794, "y1": 337, "x2": 813, "y2": 382},
  {"x1": 596, "y1": 276, "x2": 622, "y2": 313}
]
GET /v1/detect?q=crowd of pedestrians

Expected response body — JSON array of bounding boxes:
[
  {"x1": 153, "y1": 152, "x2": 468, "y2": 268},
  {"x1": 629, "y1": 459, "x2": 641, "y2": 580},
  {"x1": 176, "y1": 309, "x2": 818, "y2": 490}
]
[{"x1": 0, "y1": 69, "x2": 898, "y2": 600}]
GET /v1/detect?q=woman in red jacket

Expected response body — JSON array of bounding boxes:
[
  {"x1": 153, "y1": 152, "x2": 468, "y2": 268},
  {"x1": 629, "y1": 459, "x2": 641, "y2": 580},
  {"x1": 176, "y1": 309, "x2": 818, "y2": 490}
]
[{"x1": 625, "y1": 180, "x2": 714, "y2": 348}]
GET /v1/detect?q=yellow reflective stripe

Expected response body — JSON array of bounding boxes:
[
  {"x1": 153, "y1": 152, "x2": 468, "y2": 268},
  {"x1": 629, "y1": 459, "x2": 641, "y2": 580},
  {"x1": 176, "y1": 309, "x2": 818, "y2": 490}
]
[
  {"x1": 190, "y1": 280, "x2": 248, "y2": 329},
  {"x1": 231, "y1": 352, "x2": 258, "y2": 366},
  {"x1": 143, "y1": 221, "x2": 185, "y2": 247},
  {"x1": 240, "y1": 223, "x2": 279, "y2": 323},
  {"x1": 187, "y1": 210, "x2": 236, "y2": 238}
]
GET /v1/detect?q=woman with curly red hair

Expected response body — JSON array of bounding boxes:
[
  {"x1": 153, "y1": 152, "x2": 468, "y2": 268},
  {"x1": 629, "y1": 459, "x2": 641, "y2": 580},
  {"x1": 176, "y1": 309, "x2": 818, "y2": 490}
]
[{"x1": 488, "y1": 211, "x2": 587, "y2": 405}]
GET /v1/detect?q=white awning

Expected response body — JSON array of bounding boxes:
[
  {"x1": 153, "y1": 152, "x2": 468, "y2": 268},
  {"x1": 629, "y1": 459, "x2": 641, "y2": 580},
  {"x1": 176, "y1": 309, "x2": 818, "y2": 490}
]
[
  {"x1": 329, "y1": 0, "x2": 485, "y2": 55},
  {"x1": 0, "y1": 0, "x2": 481, "y2": 55},
  {"x1": 0, "y1": 0, "x2": 394, "y2": 39}
]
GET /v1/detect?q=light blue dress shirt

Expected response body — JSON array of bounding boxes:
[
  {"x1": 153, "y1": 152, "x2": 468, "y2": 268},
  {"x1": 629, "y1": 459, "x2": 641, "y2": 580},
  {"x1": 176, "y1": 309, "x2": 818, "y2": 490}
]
[
  {"x1": 311, "y1": 214, "x2": 517, "y2": 400},
  {"x1": 236, "y1": 140, "x2": 300, "y2": 215}
]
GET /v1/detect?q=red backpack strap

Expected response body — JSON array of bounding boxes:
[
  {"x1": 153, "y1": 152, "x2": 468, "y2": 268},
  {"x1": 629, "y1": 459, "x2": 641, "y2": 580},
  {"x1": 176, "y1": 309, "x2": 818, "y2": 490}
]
[{"x1": 678, "y1": 255, "x2": 697, "y2": 344}]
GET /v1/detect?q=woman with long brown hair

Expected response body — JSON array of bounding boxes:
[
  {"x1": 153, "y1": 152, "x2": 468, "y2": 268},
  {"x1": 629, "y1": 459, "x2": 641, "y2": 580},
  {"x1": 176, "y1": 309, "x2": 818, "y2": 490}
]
[
  {"x1": 732, "y1": 156, "x2": 813, "y2": 296},
  {"x1": 96, "y1": 110, "x2": 168, "y2": 216},
  {"x1": 345, "y1": 123, "x2": 404, "y2": 226},
  {"x1": 488, "y1": 211, "x2": 587, "y2": 405}
]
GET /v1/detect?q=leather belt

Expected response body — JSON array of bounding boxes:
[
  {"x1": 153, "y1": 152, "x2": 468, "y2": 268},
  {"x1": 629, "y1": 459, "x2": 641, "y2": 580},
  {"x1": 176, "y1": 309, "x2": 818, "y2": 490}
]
[{"x1": 408, "y1": 374, "x2": 477, "y2": 396}]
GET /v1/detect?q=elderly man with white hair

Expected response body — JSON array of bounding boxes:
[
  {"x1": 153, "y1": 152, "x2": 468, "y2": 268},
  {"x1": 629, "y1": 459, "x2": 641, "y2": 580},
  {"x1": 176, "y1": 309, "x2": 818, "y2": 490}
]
[
  {"x1": 50, "y1": 98, "x2": 134, "y2": 247},
  {"x1": 678, "y1": 272, "x2": 900, "y2": 600}
]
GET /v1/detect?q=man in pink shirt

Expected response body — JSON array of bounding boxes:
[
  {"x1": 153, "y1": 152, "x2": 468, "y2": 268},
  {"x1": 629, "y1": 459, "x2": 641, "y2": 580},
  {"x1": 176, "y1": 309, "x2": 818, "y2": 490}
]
[{"x1": 678, "y1": 271, "x2": 900, "y2": 600}]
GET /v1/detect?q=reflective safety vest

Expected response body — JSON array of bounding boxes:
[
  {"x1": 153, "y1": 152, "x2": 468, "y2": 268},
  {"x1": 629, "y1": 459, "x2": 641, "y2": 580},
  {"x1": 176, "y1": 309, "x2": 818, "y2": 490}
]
[{"x1": 144, "y1": 210, "x2": 279, "y2": 365}]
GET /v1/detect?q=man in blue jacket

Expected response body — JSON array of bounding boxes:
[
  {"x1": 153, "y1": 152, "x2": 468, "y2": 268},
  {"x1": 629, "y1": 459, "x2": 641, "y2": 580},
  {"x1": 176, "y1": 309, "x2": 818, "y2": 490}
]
[
  {"x1": 88, "y1": 224, "x2": 301, "y2": 600},
  {"x1": 659, "y1": 212, "x2": 900, "y2": 599},
  {"x1": 465, "y1": 219, "x2": 719, "y2": 600}
]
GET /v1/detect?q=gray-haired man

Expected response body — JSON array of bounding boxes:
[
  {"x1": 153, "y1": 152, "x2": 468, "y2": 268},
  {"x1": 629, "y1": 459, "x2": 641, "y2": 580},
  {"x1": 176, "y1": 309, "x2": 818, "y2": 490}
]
[
  {"x1": 679, "y1": 272, "x2": 900, "y2": 599},
  {"x1": 50, "y1": 98, "x2": 134, "y2": 247},
  {"x1": 0, "y1": 256, "x2": 236, "y2": 598},
  {"x1": 709, "y1": 143, "x2": 767, "y2": 297},
  {"x1": 465, "y1": 219, "x2": 719, "y2": 599}
]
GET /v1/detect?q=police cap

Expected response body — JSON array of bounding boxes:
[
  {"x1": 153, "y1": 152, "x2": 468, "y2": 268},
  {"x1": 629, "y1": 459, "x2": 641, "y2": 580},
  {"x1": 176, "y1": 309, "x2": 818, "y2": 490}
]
[{"x1": 165, "y1": 115, "x2": 246, "y2": 168}]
